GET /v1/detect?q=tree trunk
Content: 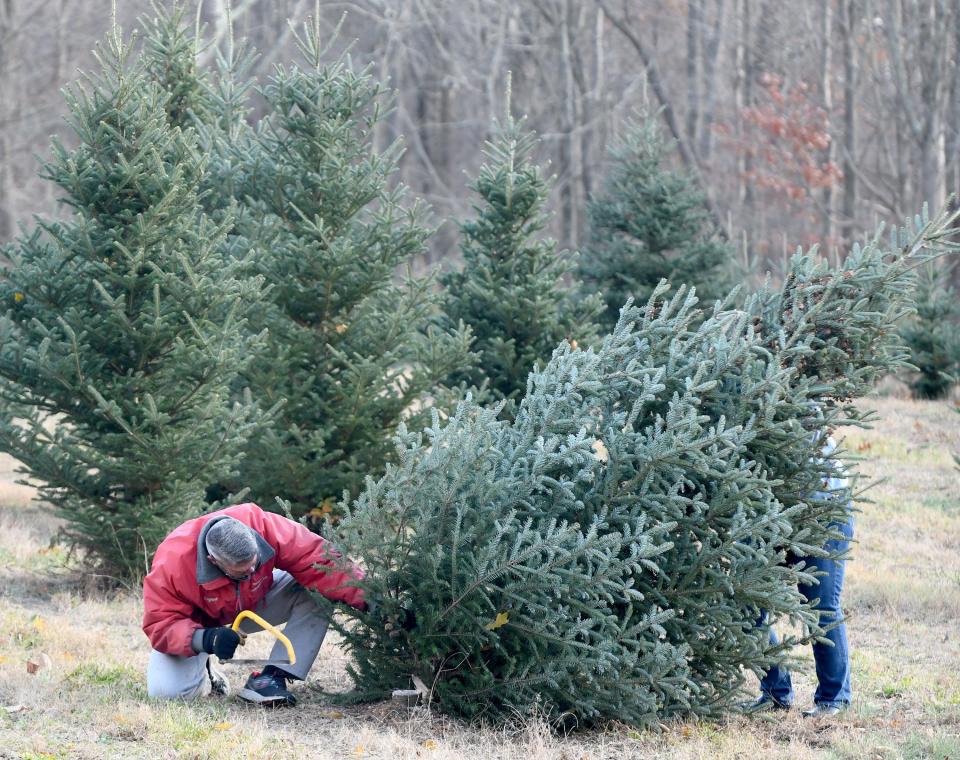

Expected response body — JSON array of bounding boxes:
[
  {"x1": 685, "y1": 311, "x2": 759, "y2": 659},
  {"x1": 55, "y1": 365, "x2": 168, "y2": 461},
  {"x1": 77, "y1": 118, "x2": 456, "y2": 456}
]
[
  {"x1": 919, "y1": 127, "x2": 945, "y2": 214},
  {"x1": 820, "y1": 0, "x2": 835, "y2": 253},
  {"x1": 949, "y1": 0, "x2": 960, "y2": 204},
  {"x1": 841, "y1": 0, "x2": 858, "y2": 245},
  {"x1": 687, "y1": 0, "x2": 701, "y2": 149},
  {"x1": 740, "y1": 0, "x2": 755, "y2": 214},
  {"x1": 0, "y1": 0, "x2": 15, "y2": 243},
  {"x1": 699, "y1": 0, "x2": 725, "y2": 162},
  {"x1": 559, "y1": 0, "x2": 579, "y2": 247}
]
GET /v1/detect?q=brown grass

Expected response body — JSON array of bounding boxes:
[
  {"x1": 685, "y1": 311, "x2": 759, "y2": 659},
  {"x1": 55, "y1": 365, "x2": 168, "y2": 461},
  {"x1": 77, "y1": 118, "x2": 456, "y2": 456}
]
[
  {"x1": 0, "y1": 398, "x2": 958, "y2": 759},
  {"x1": 0, "y1": 453, "x2": 37, "y2": 510}
]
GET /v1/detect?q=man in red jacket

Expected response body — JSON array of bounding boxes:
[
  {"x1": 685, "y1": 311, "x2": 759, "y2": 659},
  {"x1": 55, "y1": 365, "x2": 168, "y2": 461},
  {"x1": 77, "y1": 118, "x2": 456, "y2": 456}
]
[{"x1": 142, "y1": 502, "x2": 365, "y2": 706}]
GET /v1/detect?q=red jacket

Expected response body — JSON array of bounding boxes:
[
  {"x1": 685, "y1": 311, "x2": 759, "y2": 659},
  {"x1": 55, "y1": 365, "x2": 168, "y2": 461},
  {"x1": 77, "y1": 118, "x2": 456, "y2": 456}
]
[{"x1": 142, "y1": 503, "x2": 364, "y2": 656}]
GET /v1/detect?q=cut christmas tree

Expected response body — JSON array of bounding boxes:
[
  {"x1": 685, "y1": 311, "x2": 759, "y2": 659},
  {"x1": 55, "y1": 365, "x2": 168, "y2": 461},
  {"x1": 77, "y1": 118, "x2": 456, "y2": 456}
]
[{"x1": 327, "y1": 204, "x2": 959, "y2": 726}]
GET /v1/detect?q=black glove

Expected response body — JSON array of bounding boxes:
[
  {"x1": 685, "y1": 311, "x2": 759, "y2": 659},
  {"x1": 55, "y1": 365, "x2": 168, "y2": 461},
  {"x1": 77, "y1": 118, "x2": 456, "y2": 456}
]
[
  {"x1": 366, "y1": 595, "x2": 417, "y2": 636},
  {"x1": 399, "y1": 606, "x2": 417, "y2": 632},
  {"x1": 201, "y1": 626, "x2": 242, "y2": 660},
  {"x1": 383, "y1": 606, "x2": 417, "y2": 637}
]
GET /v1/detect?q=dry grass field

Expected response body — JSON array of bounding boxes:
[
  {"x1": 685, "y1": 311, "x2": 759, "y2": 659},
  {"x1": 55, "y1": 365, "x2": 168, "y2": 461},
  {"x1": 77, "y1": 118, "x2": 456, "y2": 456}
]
[{"x1": 0, "y1": 397, "x2": 958, "y2": 760}]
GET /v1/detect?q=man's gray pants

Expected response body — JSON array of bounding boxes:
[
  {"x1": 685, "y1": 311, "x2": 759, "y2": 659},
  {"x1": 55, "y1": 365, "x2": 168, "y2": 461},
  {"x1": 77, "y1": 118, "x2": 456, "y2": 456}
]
[{"x1": 147, "y1": 570, "x2": 329, "y2": 700}]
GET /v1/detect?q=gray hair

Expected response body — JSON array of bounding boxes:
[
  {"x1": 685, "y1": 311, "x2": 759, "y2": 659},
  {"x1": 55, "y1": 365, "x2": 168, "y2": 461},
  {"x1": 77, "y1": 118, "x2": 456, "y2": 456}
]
[{"x1": 205, "y1": 518, "x2": 258, "y2": 565}]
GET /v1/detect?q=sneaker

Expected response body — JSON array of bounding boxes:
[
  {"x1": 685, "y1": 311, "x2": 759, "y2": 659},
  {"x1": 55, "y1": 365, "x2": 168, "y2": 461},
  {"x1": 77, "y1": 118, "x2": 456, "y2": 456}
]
[
  {"x1": 206, "y1": 659, "x2": 230, "y2": 697},
  {"x1": 740, "y1": 693, "x2": 792, "y2": 714},
  {"x1": 238, "y1": 667, "x2": 297, "y2": 707},
  {"x1": 802, "y1": 703, "x2": 847, "y2": 718}
]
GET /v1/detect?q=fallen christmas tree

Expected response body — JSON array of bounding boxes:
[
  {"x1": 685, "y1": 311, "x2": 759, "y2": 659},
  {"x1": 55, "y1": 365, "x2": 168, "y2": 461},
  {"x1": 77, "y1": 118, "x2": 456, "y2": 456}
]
[{"x1": 322, "y1": 204, "x2": 960, "y2": 726}]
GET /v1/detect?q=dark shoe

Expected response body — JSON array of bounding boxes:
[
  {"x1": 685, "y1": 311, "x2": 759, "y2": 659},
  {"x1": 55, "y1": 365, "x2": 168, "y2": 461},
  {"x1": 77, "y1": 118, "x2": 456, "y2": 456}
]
[
  {"x1": 238, "y1": 667, "x2": 297, "y2": 707},
  {"x1": 740, "y1": 693, "x2": 791, "y2": 714},
  {"x1": 206, "y1": 659, "x2": 229, "y2": 696},
  {"x1": 802, "y1": 703, "x2": 847, "y2": 718}
]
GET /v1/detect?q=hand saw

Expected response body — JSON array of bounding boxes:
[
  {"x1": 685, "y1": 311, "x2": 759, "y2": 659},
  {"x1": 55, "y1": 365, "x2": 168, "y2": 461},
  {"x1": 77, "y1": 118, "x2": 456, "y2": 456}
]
[{"x1": 219, "y1": 609, "x2": 296, "y2": 667}]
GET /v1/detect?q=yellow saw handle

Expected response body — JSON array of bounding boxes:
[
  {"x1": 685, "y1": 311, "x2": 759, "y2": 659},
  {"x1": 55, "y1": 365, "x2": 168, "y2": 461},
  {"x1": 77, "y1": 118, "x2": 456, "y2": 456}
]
[{"x1": 230, "y1": 609, "x2": 297, "y2": 666}]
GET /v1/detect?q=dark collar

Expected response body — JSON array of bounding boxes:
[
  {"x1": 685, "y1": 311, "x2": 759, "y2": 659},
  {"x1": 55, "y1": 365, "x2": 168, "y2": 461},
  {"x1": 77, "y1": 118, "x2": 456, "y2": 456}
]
[{"x1": 196, "y1": 514, "x2": 277, "y2": 585}]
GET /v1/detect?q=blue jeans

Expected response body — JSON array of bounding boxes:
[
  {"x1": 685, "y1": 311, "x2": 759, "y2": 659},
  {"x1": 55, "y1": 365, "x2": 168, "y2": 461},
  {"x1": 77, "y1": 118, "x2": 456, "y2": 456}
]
[{"x1": 760, "y1": 514, "x2": 853, "y2": 707}]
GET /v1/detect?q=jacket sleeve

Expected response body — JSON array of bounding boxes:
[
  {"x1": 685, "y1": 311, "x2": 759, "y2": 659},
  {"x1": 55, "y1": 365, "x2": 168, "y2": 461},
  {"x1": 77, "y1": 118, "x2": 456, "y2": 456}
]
[
  {"x1": 142, "y1": 567, "x2": 203, "y2": 657},
  {"x1": 259, "y1": 511, "x2": 366, "y2": 609}
]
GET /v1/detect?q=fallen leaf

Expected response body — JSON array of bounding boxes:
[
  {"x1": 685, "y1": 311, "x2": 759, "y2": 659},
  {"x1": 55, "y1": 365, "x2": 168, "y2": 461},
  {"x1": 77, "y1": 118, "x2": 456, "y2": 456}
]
[
  {"x1": 591, "y1": 439, "x2": 609, "y2": 462},
  {"x1": 423, "y1": 739, "x2": 438, "y2": 750},
  {"x1": 485, "y1": 611, "x2": 509, "y2": 631},
  {"x1": 322, "y1": 710, "x2": 345, "y2": 719},
  {"x1": 335, "y1": 323, "x2": 348, "y2": 334},
  {"x1": 214, "y1": 722, "x2": 232, "y2": 730},
  {"x1": 0, "y1": 654, "x2": 6, "y2": 664},
  {"x1": 26, "y1": 661, "x2": 39, "y2": 675},
  {"x1": 31, "y1": 616, "x2": 46, "y2": 633},
  {"x1": 353, "y1": 745, "x2": 365, "y2": 757}
]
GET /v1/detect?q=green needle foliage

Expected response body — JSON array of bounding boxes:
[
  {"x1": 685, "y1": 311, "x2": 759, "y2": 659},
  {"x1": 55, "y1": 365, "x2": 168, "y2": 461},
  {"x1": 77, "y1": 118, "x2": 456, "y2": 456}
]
[
  {"x1": 327, "y1": 203, "x2": 959, "y2": 725},
  {"x1": 232, "y1": 19, "x2": 474, "y2": 515},
  {"x1": 0, "y1": 23, "x2": 264, "y2": 578},
  {"x1": 140, "y1": 8, "x2": 476, "y2": 515},
  {"x1": 579, "y1": 115, "x2": 733, "y2": 331},
  {"x1": 896, "y1": 263, "x2": 960, "y2": 398},
  {"x1": 442, "y1": 115, "x2": 602, "y2": 413}
]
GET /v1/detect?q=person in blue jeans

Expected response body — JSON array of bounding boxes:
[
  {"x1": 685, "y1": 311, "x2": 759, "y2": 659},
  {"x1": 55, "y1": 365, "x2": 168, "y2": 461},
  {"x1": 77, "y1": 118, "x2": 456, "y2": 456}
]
[{"x1": 746, "y1": 436, "x2": 853, "y2": 718}]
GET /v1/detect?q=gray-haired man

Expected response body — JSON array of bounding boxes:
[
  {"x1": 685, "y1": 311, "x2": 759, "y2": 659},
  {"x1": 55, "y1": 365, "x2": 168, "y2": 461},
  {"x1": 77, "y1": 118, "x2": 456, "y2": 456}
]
[{"x1": 142, "y1": 503, "x2": 366, "y2": 706}]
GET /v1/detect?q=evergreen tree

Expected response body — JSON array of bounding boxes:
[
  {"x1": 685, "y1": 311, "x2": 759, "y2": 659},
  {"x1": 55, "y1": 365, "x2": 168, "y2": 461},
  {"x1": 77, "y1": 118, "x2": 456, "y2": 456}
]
[
  {"x1": 578, "y1": 115, "x2": 733, "y2": 330},
  {"x1": 137, "y1": 7, "x2": 476, "y2": 515},
  {"x1": 442, "y1": 115, "x2": 602, "y2": 410},
  {"x1": 896, "y1": 263, "x2": 960, "y2": 398},
  {"x1": 0, "y1": 24, "x2": 263, "y2": 577},
  {"x1": 140, "y1": 2, "x2": 212, "y2": 130},
  {"x1": 208, "y1": 15, "x2": 474, "y2": 515},
  {"x1": 325, "y1": 204, "x2": 959, "y2": 725}
]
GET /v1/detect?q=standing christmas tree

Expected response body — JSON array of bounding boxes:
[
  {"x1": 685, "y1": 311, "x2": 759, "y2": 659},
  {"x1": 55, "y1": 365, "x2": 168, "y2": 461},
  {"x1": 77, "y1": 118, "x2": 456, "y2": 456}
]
[
  {"x1": 327, "y1": 204, "x2": 959, "y2": 725},
  {"x1": 896, "y1": 263, "x2": 960, "y2": 398},
  {"x1": 136, "y1": 7, "x2": 476, "y2": 515},
  {"x1": 578, "y1": 115, "x2": 733, "y2": 330},
  {"x1": 0, "y1": 24, "x2": 263, "y2": 577},
  {"x1": 442, "y1": 114, "x2": 602, "y2": 410},
  {"x1": 219, "y1": 15, "x2": 475, "y2": 515}
]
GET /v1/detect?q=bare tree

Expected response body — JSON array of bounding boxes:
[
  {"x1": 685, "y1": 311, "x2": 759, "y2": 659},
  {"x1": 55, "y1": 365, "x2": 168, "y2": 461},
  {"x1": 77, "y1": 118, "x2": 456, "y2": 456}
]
[
  {"x1": 841, "y1": 0, "x2": 859, "y2": 243},
  {"x1": 820, "y1": 0, "x2": 836, "y2": 251},
  {"x1": 0, "y1": 0, "x2": 955, "y2": 275}
]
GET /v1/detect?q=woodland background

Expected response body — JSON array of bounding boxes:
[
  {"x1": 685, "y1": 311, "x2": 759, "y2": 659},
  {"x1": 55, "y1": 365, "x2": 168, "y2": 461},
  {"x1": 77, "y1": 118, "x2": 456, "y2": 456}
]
[{"x1": 0, "y1": 0, "x2": 957, "y2": 277}]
